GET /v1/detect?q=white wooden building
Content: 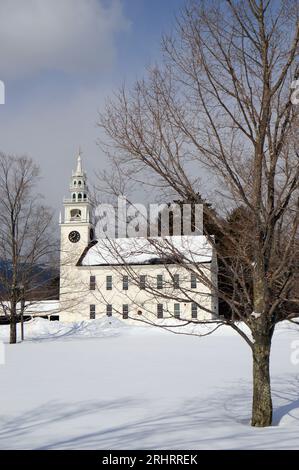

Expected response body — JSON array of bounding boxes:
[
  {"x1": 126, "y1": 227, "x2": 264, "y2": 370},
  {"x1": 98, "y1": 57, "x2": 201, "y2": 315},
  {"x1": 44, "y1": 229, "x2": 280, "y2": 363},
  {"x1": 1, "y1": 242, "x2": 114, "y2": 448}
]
[{"x1": 59, "y1": 154, "x2": 219, "y2": 323}]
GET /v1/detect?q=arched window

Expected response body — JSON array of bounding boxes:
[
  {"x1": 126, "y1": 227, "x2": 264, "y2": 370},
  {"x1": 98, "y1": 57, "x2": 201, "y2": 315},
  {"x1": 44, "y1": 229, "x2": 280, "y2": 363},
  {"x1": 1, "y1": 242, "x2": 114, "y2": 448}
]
[
  {"x1": 78, "y1": 180, "x2": 82, "y2": 187},
  {"x1": 73, "y1": 180, "x2": 77, "y2": 186},
  {"x1": 83, "y1": 193, "x2": 87, "y2": 200},
  {"x1": 78, "y1": 193, "x2": 82, "y2": 201},
  {"x1": 70, "y1": 209, "x2": 81, "y2": 220},
  {"x1": 72, "y1": 193, "x2": 76, "y2": 201}
]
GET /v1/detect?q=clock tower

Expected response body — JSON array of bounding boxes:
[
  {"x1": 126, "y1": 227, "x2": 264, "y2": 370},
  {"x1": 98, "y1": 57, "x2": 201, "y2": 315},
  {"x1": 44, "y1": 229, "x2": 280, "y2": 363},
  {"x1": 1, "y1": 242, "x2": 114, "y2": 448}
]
[{"x1": 60, "y1": 151, "x2": 95, "y2": 267}]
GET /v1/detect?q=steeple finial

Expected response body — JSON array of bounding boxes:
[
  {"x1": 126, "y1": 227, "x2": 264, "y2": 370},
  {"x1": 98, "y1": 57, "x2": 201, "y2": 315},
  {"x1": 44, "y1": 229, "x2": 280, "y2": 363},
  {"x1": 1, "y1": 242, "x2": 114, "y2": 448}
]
[{"x1": 75, "y1": 147, "x2": 83, "y2": 175}]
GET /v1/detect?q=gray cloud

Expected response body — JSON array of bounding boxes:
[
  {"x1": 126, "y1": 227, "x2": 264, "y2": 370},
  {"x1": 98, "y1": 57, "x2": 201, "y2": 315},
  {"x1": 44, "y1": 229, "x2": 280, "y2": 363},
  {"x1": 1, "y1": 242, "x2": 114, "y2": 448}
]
[
  {"x1": 0, "y1": 84, "x2": 109, "y2": 212},
  {"x1": 0, "y1": 0, "x2": 130, "y2": 80}
]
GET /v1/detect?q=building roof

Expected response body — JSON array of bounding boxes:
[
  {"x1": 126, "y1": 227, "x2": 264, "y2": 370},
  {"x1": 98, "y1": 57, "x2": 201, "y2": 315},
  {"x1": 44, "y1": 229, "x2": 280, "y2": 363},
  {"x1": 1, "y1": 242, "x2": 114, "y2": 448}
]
[{"x1": 79, "y1": 235, "x2": 213, "y2": 266}]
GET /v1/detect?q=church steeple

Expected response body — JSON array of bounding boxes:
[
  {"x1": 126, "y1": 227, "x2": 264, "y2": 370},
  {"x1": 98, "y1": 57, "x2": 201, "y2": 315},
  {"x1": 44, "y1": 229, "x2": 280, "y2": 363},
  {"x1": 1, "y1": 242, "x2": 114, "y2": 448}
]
[
  {"x1": 59, "y1": 151, "x2": 95, "y2": 314},
  {"x1": 70, "y1": 150, "x2": 88, "y2": 204},
  {"x1": 60, "y1": 150, "x2": 94, "y2": 238}
]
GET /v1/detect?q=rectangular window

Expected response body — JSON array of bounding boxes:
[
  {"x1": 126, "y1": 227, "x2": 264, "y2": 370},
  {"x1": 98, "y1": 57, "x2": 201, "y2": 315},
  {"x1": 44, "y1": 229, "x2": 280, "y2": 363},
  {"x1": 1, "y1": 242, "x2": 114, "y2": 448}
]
[
  {"x1": 90, "y1": 275, "x2": 96, "y2": 290},
  {"x1": 174, "y1": 303, "x2": 180, "y2": 318},
  {"x1": 50, "y1": 315, "x2": 59, "y2": 321},
  {"x1": 157, "y1": 304, "x2": 163, "y2": 319},
  {"x1": 90, "y1": 304, "x2": 96, "y2": 319},
  {"x1": 173, "y1": 274, "x2": 180, "y2": 289},
  {"x1": 106, "y1": 304, "x2": 112, "y2": 317},
  {"x1": 191, "y1": 302, "x2": 198, "y2": 319},
  {"x1": 157, "y1": 274, "x2": 163, "y2": 290},
  {"x1": 123, "y1": 304, "x2": 129, "y2": 319},
  {"x1": 191, "y1": 273, "x2": 197, "y2": 289},
  {"x1": 122, "y1": 275, "x2": 128, "y2": 290},
  {"x1": 106, "y1": 275, "x2": 112, "y2": 290},
  {"x1": 140, "y1": 275, "x2": 146, "y2": 290}
]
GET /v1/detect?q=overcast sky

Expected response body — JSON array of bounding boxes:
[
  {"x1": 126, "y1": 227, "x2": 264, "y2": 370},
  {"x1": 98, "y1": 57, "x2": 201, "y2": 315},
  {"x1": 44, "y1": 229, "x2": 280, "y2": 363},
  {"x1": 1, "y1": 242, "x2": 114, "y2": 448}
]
[{"x1": 0, "y1": 0, "x2": 185, "y2": 214}]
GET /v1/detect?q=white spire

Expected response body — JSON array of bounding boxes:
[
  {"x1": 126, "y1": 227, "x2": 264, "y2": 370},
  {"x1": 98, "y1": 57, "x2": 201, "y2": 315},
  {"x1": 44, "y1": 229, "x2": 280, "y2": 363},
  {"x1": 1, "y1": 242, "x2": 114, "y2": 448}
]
[
  {"x1": 75, "y1": 147, "x2": 83, "y2": 175},
  {"x1": 71, "y1": 147, "x2": 85, "y2": 177}
]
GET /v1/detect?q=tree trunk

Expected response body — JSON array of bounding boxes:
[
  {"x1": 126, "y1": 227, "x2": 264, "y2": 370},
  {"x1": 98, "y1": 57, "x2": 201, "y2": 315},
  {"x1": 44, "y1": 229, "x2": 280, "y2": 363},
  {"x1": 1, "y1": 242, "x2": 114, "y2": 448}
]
[
  {"x1": 10, "y1": 301, "x2": 17, "y2": 344},
  {"x1": 20, "y1": 294, "x2": 25, "y2": 341},
  {"x1": 251, "y1": 338, "x2": 272, "y2": 427},
  {"x1": 251, "y1": 238, "x2": 273, "y2": 427},
  {"x1": 20, "y1": 311, "x2": 24, "y2": 341},
  {"x1": 10, "y1": 316, "x2": 17, "y2": 344}
]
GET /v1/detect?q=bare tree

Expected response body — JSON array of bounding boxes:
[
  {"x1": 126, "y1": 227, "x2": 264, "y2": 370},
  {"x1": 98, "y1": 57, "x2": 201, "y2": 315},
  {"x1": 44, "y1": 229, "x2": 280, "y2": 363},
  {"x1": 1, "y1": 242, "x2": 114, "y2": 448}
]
[
  {"x1": 0, "y1": 153, "x2": 57, "y2": 343},
  {"x1": 98, "y1": 0, "x2": 299, "y2": 427}
]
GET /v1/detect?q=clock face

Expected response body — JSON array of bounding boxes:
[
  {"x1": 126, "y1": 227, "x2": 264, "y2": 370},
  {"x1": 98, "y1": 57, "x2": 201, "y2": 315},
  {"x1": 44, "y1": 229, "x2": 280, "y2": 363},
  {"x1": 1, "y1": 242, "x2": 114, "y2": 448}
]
[{"x1": 68, "y1": 230, "x2": 80, "y2": 243}]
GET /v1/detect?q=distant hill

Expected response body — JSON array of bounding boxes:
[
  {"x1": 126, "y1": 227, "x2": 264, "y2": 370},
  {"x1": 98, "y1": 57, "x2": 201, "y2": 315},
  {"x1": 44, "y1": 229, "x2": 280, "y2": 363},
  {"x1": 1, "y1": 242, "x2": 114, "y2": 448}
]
[{"x1": 0, "y1": 261, "x2": 59, "y2": 300}]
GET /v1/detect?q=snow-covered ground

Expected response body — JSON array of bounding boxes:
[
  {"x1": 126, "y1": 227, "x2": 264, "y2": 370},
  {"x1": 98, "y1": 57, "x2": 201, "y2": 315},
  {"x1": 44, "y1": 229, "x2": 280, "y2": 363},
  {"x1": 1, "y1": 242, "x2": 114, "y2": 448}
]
[{"x1": 0, "y1": 317, "x2": 298, "y2": 450}]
